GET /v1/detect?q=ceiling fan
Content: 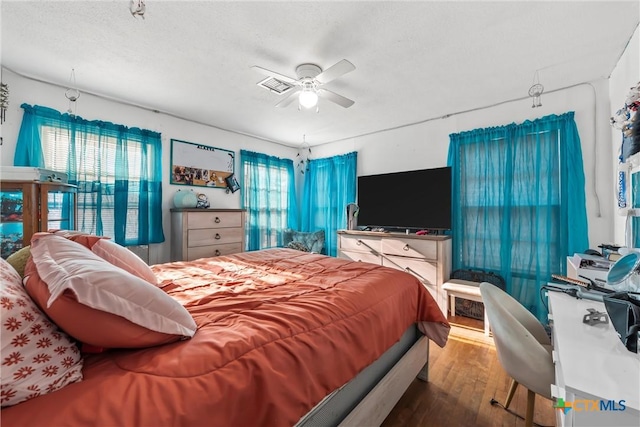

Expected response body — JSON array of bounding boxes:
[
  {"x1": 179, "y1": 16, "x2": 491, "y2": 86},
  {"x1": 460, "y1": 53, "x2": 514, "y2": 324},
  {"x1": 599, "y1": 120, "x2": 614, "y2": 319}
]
[{"x1": 252, "y1": 59, "x2": 355, "y2": 110}]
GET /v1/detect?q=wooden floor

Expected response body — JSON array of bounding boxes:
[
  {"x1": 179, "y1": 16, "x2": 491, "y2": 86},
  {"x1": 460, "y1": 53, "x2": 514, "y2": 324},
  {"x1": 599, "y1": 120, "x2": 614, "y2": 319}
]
[{"x1": 381, "y1": 316, "x2": 556, "y2": 427}]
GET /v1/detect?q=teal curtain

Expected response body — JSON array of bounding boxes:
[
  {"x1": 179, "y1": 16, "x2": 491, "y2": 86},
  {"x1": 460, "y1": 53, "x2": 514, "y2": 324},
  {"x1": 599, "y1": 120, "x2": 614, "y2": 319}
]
[
  {"x1": 301, "y1": 152, "x2": 357, "y2": 256},
  {"x1": 240, "y1": 150, "x2": 298, "y2": 251},
  {"x1": 14, "y1": 104, "x2": 165, "y2": 245},
  {"x1": 447, "y1": 112, "x2": 588, "y2": 321}
]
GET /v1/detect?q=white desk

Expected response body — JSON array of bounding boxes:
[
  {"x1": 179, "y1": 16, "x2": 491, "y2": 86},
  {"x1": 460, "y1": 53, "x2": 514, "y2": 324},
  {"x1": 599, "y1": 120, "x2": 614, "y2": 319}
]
[{"x1": 548, "y1": 291, "x2": 640, "y2": 426}]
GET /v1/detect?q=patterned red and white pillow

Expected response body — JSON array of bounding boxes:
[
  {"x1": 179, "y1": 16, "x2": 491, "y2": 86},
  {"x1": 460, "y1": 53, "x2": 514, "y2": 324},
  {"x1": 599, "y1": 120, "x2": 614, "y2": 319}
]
[{"x1": 0, "y1": 257, "x2": 83, "y2": 407}]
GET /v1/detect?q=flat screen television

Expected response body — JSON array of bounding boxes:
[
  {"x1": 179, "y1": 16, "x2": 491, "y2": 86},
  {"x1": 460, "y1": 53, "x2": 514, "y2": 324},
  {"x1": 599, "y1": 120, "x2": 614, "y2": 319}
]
[{"x1": 356, "y1": 166, "x2": 451, "y2": 231}]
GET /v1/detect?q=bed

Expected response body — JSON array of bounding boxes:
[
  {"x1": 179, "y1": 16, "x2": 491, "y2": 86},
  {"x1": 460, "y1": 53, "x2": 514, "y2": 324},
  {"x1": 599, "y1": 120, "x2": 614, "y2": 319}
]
[{"x1": 1, "y1": 241, "x2": 449, "y2": 427}]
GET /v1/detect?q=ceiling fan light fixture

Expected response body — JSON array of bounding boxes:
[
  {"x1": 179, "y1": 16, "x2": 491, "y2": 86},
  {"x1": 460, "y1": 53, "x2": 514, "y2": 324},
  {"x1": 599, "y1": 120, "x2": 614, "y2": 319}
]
[
  {"x1": 299, "y1": 88, "x2": 318, "y2": 109},
  {"x1": 252, "y1": 59, "x2": 355, "y2": 110}
]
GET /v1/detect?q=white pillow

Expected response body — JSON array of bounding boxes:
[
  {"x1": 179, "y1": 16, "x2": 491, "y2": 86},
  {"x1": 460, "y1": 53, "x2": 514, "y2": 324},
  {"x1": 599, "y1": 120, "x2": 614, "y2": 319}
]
[
  {"x1": 30, "y1": 234, "x2": 196, "y2": 339},
  {"x1": 51, "y1": 231, "x2": 158, "y2": 286},
  {"x1": 0, "y1": 258, "x2": 83, "y2": 407},
  {"x1": 91, "y1": 239, "x2": 158, "y2": 286}
]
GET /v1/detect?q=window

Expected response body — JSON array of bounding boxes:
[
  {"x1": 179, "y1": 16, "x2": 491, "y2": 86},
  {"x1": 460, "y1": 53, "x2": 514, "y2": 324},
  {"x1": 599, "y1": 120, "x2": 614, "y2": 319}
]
[
  {"x1": 42, "y1": 126, "x2": 135, "y2": 240},
  {"x1": 459, "y1": 131, "x2": 561, "y2": 276},
  {"x1": 448, "y1": 112, "x2": 588, "y2": 320},
  {"x1": 240, "y1": 150, "x2": 297, "y2": 251},
  {"x1": 15, "y1": 104, "x2": 164, "y2": 246},
  {"x1": 300, "y1": 152, "x2": 357, "y2": 256}
]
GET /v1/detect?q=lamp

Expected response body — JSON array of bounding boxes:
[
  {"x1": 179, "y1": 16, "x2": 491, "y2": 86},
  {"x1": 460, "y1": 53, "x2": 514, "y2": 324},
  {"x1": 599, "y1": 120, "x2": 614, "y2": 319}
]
[
  {"x1": 298, "y1": 80, "x2": 318, "y2": 109},
  {"x1": 299, "y1": 90, "x2": 318, "y2": 109},
  {"x1": 528, "y1": 70, "x2": 544, "y2": 108},
  {"x1": 298, "y1": 82, "x2": 318, "y2": 108}
]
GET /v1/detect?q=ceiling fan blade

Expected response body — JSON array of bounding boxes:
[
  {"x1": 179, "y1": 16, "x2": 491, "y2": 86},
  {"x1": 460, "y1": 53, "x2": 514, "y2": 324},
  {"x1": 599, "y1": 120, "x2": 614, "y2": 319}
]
[
  {"x1": 318, "y1": 88, "x2": 354, "y2": 108},
  {"x1": 314, "y1": 59, "x2": 355, "y2": 85},
  {"x1": 275, "y1": 89, "x2": 301, "y2": 108},
  {"x1": 251, "y1": 65, "x2": 298, "y2": 85}
]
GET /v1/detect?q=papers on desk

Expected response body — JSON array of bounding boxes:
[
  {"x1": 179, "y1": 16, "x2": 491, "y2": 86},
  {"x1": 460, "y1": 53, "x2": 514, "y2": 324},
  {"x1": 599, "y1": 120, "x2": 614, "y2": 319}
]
[
  {"x1": 568, "y1": 253, "x2": 612, "y2": 284},
  {"x1": 571, "y1": 253, "x2": 613, "y2": 270}
]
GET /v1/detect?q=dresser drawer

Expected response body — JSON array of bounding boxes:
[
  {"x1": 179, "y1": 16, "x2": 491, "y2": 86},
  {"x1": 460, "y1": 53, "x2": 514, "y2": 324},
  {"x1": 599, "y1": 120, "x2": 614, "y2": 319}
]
[
  {"x1": 187, "y1": 211, "x2": 242, "y2": 229},
  {"x1": 339, "y1": 249, "x2": 382, "y2": 265},
  {"x1": 383, "y1": 256, "x2": 438, "y2": 302},
  {"x1": 339, "y1": 235, "x2": 381, "y2": 253},
  {"x1": 186, "y1": 243, "x2": 243, "y2": 261},
  {"x1": 382, "y1": 255, "x2": 437, "y2": 285},
  {"x1": 381, "y1": 238, "x2": 437, "y2": 260},
  {"x1": 171, "y1": 209, "x2": 246, "y2": 262},
  {"x1": 188, "y1": 227, "x2": 244, "y2": 247}
]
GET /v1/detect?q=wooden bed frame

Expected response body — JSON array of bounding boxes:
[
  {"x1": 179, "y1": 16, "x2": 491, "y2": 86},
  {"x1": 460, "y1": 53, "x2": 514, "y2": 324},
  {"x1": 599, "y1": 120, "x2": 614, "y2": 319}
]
[
  {"x1": 339, "y1": 336, "x2": 429, "y2": 426},
  {"x1": 295, "y1": 333, "x2": 430, "y2": 427}
]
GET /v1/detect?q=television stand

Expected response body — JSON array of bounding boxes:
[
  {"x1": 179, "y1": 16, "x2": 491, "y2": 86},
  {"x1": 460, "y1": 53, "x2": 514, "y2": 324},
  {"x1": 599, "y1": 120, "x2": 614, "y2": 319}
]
[{"x1": 337, "y1": 230, "x2": 452, "y2": 314}]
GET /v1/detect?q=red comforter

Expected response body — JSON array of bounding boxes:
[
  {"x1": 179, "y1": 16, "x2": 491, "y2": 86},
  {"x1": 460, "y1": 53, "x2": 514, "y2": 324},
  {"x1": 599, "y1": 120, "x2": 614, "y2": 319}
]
[{"x1": 2, "y1": 248, "x2": 449, "y2": 427}]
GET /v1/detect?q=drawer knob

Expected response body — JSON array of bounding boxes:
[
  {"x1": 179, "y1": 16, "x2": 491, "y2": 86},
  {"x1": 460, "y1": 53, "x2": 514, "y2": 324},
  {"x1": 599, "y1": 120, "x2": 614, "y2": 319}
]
[
  {"x1": 215, "y1": 217, "x2": 221, "y2": 223},
  {"x1": 215, "y1": 249, "x2": 221, "y2": 256},
  {"x1": 403, "y1": 244, "x2": 410, "y2": 251},
  {"x1": 215, "y1": 233, "x2": 221, "y2": 240}
]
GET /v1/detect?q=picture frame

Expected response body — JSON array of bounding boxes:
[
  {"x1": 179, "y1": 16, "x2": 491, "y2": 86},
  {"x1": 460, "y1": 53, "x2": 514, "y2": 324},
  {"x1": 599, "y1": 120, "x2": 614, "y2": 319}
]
[
  {"x1": 170, "y1": 139, "x2": 235, "y2": 189},
  {"x1": 225, "y1": 174, "x2": 240, "y2": 193}
]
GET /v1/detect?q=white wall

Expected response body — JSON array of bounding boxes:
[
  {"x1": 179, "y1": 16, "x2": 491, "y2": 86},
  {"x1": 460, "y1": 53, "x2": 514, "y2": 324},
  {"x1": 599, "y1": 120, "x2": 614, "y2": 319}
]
[
  {"x1": 0, "y1": 69, "x2": 297, "y2": 264},
  {"x1": 313, "y1": 79, "x2": 616, "y2": 250},
  {"x1": 4, "y1": 24, "x2": 638, "y2": 262},
  {"x1": 609, "y1": 25, "x2": 640, "y2": 245}
]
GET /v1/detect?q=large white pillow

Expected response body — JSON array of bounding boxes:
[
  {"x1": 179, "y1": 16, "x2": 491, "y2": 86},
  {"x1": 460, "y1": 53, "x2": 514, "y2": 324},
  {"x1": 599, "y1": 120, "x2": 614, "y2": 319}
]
[
  {"x1": 90, "y1": 239, "x2": 158, "y2": 286},
  {"x1": 29, "y1": 234, "x2": 196, "y2": 341},
  {"x1": 0, "y1": 258, "x2": 83, "y2": 407},
  {"x1": 51, "y1": 231, "x2": 158, "y2": 286}
]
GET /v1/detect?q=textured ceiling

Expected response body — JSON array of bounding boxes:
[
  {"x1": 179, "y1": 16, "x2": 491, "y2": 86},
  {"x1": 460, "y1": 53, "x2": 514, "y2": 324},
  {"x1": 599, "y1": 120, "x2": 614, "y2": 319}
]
[{"x1": 2, "y1": 1, "x2": 639, "y2": 147}]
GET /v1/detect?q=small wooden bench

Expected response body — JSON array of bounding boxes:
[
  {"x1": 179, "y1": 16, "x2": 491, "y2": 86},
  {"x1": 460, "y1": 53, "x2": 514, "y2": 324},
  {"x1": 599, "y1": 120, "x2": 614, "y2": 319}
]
[{"x1": 441, "y1": 279, "x2": 490, "y2": 335}]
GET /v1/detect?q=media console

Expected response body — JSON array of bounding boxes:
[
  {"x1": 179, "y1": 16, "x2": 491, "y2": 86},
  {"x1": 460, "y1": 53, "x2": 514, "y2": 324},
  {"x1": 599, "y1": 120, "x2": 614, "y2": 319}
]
[{"x1": 337, "y1": 230, "x2": 451, "y2": 314}]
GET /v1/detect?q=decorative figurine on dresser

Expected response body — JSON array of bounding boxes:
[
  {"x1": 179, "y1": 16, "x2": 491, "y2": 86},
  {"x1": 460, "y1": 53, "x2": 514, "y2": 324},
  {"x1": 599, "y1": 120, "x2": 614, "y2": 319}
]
[{"x1": 196, "y1": 193, "x2": 210, "y2": 209}]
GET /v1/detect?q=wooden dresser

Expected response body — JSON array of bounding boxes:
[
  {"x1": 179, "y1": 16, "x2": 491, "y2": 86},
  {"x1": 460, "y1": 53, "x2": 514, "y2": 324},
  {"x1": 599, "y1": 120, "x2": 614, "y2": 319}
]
[
  {"x1": 170, "y1": 209, "x2": 246, "y2": 261},
  {"x1": 337, "y1": 230, "x2": 451, "y2": 314}
]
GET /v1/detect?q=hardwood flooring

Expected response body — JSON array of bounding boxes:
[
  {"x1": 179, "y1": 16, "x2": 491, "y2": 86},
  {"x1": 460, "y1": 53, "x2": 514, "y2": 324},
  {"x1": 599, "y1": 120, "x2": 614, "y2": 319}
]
[{"x1": 381, "y1": 316, "x2": 556, "y2": 427}]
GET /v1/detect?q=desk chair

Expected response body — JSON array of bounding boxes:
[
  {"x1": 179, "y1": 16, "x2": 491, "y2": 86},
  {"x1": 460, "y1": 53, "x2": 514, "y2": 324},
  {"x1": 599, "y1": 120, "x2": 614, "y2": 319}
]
[{"x1": 479, "y1": 282, "x2": 554, "y2": 427}]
